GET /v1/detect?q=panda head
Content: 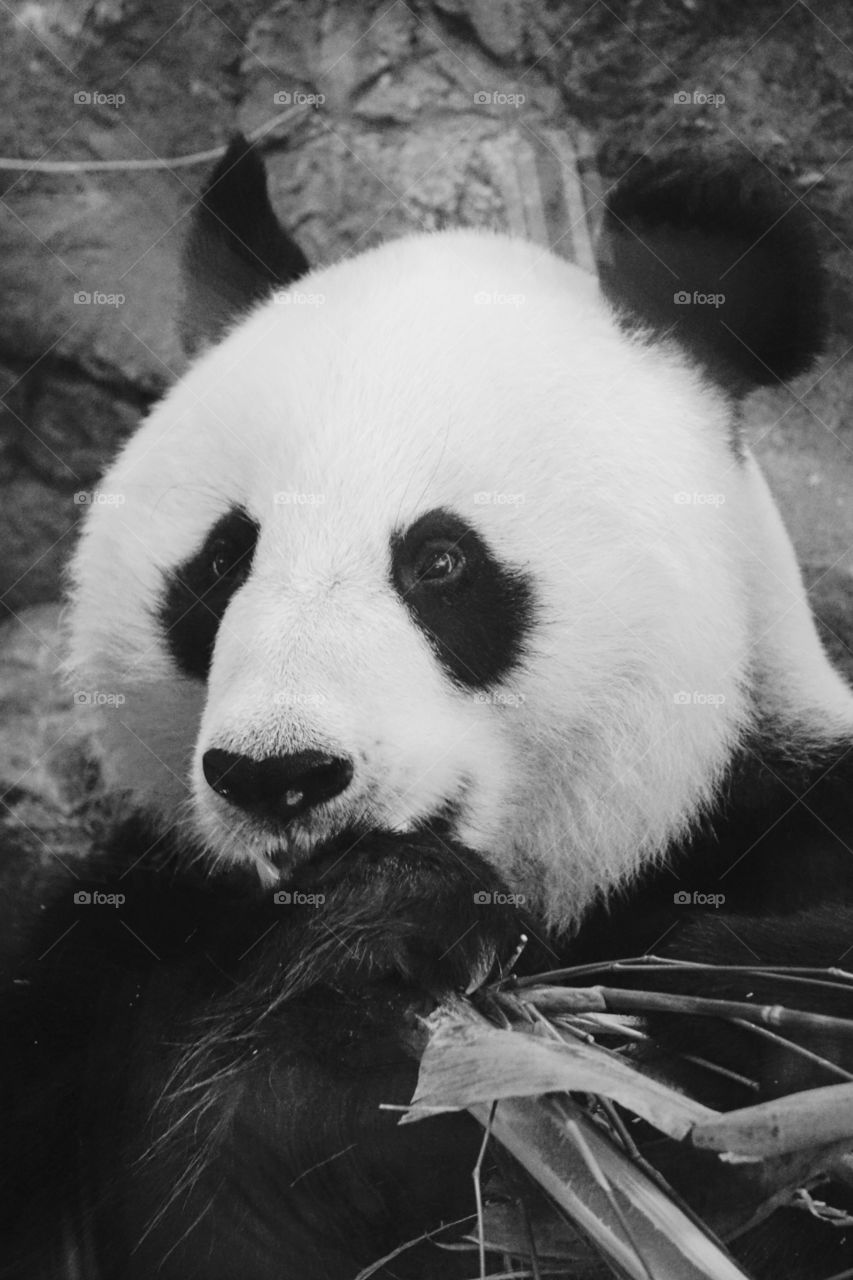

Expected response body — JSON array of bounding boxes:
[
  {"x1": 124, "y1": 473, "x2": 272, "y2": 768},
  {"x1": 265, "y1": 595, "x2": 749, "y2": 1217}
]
[{"x1": 67, "y1": 138, "x2": 850, "y2": 930}]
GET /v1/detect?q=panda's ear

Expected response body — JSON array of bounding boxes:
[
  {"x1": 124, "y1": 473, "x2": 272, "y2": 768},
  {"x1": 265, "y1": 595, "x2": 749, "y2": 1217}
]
[
  {"x1": 179, "y1": 134, "x2": 310, "y2": 356},
  {"x1": 597, "y1": 159, "x2": 826, "y2": 396}
]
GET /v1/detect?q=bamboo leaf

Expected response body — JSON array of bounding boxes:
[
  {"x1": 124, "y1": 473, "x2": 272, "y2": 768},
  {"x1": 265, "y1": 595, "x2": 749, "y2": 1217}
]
[{"x1": 404, "y1": 999, "x2": 717, "y2": 1141}]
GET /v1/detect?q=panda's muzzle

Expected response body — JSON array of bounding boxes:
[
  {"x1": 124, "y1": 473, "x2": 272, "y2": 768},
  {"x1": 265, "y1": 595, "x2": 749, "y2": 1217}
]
[{"x1": 202, "y1": 748, "x2": 353, "y2": 824}]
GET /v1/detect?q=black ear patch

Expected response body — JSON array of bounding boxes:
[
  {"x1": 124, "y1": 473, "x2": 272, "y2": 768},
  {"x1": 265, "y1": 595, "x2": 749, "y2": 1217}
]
[
  {"x1": 158, "y1": 507, "x2": 260, "y2": 680},
  {"x1": 597, "y1": 159, "x2": 826, "y2": 395},
  {"x1": 390, "y1": 508, "x2": 535, "y2": 689},
  {"x1": 180, "y1": 134, "x2": 310, "y2": 356}
]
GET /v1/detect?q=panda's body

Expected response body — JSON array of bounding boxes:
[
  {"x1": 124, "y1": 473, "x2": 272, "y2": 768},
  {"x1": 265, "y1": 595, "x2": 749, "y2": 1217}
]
[
  {"x1": 4, "y1": 139, "x2": 853, "y2": 1278},
  {"x1": 3, "y1": 829, "x2": 853, "y2": 1280}
]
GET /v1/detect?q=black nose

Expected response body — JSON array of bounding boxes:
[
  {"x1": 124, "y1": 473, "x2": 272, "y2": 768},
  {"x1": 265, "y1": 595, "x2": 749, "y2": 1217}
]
[{"x1": 202, "y1": 748, "x2": 353, "y2": 822}]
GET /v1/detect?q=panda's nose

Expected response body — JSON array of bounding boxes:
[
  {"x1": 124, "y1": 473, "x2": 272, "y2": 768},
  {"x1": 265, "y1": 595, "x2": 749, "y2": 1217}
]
[{"x1": 202, "y1": 748, "x2": 353, "y2": 822}]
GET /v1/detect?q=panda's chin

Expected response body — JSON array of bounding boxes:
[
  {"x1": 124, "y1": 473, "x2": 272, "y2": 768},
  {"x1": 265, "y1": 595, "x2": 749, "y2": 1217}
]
[
  {"x1": 225, "y1": 808, "x2": 471, "y2": 890},
  {"x1": 195, "y1": 800, "x2": 356, "y2": 881},
  {"x1": 258, "y1": 810, "x2": 462, "y2": 884}
]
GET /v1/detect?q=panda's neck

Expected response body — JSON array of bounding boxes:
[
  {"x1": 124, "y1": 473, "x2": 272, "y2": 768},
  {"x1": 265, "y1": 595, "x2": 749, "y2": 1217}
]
[
  {"x1": 567, "y1": 727, "x2": 853, "y2": 964},
  {"x1": 686, "y1": 724, "x2": 853, "y2": 912}
]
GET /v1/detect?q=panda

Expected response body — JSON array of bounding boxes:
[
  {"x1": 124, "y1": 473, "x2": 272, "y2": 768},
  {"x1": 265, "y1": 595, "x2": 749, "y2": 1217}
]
[
  {"x1": 3, "y1": 136, "x2": 853, "y2": 1280},
  {"x1": 63, "y1": 141, "x2": 853, "y2": 934}
]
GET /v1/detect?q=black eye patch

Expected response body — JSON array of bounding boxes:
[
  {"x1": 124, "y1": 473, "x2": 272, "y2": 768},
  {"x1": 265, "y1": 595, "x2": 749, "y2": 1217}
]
[
  {"x1": 157, "y1": 507, "x2": 260, "y2": 680},
  {"x1": 390, "y1": 508, "x2": 534, "y2": 689}
]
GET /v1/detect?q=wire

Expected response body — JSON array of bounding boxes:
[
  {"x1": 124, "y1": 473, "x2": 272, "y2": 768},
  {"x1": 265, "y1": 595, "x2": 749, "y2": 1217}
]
[{"x1": 0, "y1": 107, "x2": 312, "y2": 173}]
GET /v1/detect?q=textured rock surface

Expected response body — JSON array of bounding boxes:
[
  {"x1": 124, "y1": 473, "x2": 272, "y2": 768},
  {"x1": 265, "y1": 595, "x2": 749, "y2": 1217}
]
[{"x1": 0, "y1": 605, "x2": 109, "y2": 909}]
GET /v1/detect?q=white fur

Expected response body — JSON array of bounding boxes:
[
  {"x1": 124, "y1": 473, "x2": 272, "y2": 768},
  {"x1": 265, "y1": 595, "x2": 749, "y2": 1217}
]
[{"x1": 66, "y1": 230, "x2": 853, "y2": 930}]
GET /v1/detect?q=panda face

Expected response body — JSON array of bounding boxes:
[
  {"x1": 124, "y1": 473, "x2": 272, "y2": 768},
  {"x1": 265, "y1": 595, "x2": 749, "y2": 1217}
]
[
  {"x1": 69, "y1": 227, "x2": 759, "y2": 926},
  {"x1": 67, "y1": 145, "x2": 847, "y2": 930}
]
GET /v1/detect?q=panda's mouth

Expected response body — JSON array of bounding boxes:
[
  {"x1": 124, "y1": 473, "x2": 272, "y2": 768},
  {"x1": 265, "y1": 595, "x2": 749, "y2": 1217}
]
[
  {"x1": 197, "y1": 764, "x2": 474, "y2": 884},
  {"x1": 252, "y1": 791, "x2": 469, "y2": 881}
]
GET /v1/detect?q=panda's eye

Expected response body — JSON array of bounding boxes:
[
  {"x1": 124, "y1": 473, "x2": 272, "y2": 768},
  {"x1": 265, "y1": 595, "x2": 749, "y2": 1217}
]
[
  {"x1": 208, "y1": 536, "x2": 247, "y2": 581},
  {"x1": 390, "y1": 507, "x2": 534, "y2": 690},
  {"x1": 158, "y1": 507, "x2": 260, "y2": 681},
  {"x1": 414, "y1": 542, "x2": 465, "y2": 586}
]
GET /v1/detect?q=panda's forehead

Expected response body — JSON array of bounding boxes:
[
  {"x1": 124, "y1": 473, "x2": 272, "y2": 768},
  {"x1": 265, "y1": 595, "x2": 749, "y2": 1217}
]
[{"x1": 119, "y1": 231, "x2": 726, "y2": 562}]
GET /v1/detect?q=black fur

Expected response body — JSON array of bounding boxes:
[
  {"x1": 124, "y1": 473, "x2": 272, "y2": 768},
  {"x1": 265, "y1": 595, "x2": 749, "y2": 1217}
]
[
  {"x1": 0, "y1": 825, "x2": 527, "y2": 1280},
  {"x1": 390, "y1": 507, "x2": 535, "y2": 689},
  {"x1": 4, "y1": 812, "x2": 853, "y2": 1278},
  {"x1": 158, "y1": 505, "x2": 259, "y2": 680},
  {"x1": 571, "y1": 730, "x2": 853, "y2": 960},
  {"x1": 180, "y1": 134, "x2": 310, "y2": 355},
  {"x1": 598, "y1": 157, "x2": 826, "y2": 398}
]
